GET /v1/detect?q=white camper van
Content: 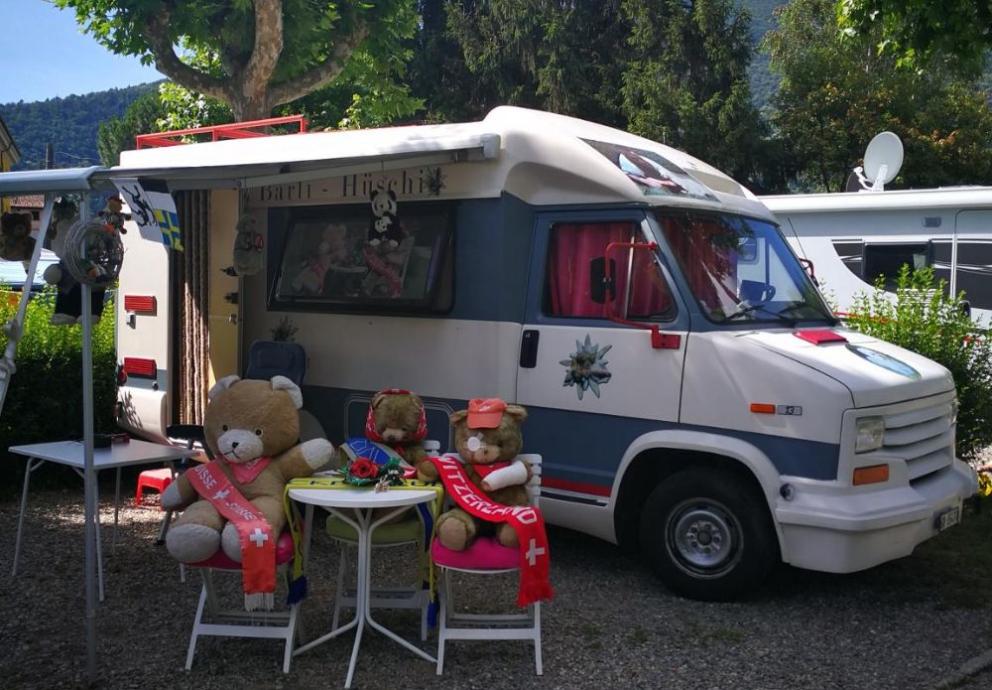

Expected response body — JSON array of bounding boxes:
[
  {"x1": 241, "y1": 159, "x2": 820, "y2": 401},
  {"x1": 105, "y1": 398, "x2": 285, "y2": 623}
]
[
  {"x1": 762, "y1": 187, "x2": 992, "y2": 323},
  {"x1": 112, "y1": 107, "x2": 976, "y2": 600}
]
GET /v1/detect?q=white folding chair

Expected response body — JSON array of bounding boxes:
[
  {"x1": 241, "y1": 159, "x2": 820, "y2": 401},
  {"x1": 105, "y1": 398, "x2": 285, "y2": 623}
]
[
  {"x1": 183, "y1": 531, "x2": 302, "y2": 673},
  {"x1": 433, "y1": 453, "x2": 543, "y2": 675}
]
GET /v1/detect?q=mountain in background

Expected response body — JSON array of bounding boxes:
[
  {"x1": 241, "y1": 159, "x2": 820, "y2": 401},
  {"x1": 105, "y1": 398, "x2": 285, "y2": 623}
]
[{"x1": 0, "y1": 83, "x2": 159, "y2": 170}]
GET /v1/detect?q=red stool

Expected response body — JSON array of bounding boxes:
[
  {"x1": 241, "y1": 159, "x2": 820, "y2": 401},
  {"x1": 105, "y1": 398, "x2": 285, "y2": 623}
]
[{"x1": 135, "y1": 468, "x2": 173, "y2": 507}]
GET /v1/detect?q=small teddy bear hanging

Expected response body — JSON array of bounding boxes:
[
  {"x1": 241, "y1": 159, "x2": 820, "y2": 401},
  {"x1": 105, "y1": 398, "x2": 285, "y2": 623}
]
[{"x1": 367, "y1": 181, "x2": 405, "y2": 250}]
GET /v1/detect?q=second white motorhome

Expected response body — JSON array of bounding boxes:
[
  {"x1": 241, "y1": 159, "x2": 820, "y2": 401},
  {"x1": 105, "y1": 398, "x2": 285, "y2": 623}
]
[
  {"x1": 90, "y1": 107, "x2": 977, "y2": 600},
  {"x1": 762, "y1": 187, "x2": 992, "y2": 323}
]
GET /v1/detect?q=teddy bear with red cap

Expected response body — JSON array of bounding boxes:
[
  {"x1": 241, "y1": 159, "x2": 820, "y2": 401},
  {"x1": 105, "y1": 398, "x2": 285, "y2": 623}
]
[{"x1": 434, "y1": 398, "x2": 532, "y2": 550}]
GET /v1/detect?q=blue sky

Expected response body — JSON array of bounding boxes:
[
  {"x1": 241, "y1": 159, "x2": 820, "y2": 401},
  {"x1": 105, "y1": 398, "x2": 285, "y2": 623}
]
[{"x1": 0, "y1": 0, "x2": 164, "y2": 104}]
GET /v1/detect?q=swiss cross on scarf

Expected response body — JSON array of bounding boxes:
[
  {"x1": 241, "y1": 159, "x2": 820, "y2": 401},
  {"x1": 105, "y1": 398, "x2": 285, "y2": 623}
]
[
  {"x1": 430, "y1": 454, "x2": 554, "y2": 607},
  {"x1": 186, "y1": 462, "x2": 276, "y2": 610}
]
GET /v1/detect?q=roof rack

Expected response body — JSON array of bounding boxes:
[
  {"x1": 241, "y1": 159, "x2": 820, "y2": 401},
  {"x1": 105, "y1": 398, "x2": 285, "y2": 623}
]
[{"x1": 135, "y1": 114, "x2": 308, "y2": 149}]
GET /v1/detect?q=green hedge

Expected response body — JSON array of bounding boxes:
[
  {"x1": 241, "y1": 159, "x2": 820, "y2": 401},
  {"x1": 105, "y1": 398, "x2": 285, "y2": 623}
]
[
  {"x1": 846, "y1": 267, "x2": 992, "y2": 460},
  {"x1": 0, "y1": 288, "x2": 118, "y2": 494}
]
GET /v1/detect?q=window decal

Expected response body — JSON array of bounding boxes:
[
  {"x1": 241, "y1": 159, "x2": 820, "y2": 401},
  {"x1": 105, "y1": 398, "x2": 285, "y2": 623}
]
[
  {"x1": 582, "y1": 139, "x2": 717, "y2": 201},
  {"x1": 560, "y1": 335, "x2": 612, "y2": 400}
]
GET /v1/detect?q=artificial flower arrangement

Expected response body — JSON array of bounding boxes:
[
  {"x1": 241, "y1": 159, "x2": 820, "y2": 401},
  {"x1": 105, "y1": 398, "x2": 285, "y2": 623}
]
[{"x1": 343, "y1": 455, "x2": 406, "y2": 490}]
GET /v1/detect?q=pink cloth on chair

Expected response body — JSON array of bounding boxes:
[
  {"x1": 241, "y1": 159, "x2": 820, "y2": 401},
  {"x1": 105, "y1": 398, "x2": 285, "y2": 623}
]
[
  {"x1": 431, "y1": 536, "x2": 519, "y2": 570},
  {"x1": 191, "y1": 530, "x2": 296, "y2": 570}
]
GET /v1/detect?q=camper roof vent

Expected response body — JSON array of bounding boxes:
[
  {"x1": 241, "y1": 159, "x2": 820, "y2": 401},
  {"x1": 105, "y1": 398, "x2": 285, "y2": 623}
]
[{"x1": 135, "y1": 115, "x2": 308, "y2": 149}]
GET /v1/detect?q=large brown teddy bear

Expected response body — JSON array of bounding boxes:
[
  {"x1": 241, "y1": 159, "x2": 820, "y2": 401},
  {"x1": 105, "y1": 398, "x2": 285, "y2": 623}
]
[
  {"x1": 435, "y1": 399, "x2": 532, "y2": 550},
  {"x1": 337, "y1": 388, "x2": 438, "y2": 481},
  {"x1": 162, "y1": 375, "x2": 335, "y2": 564}
]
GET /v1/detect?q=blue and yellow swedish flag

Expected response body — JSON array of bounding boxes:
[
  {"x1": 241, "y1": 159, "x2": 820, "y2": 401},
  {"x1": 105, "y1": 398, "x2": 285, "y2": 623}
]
[{"x1": 152, "y1": 207, "x2": 184, "y2": 251}]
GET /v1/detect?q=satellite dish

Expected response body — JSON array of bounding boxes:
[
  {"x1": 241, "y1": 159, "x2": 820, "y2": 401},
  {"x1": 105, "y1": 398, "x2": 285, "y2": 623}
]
[{"x1": 862, "y1": 131, "x2": 903, "y2": 190}]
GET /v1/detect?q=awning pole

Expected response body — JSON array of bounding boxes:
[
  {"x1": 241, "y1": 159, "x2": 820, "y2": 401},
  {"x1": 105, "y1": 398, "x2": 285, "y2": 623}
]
[{"x1": 80, "y1": 197, "x2": 98, "y2": 682}]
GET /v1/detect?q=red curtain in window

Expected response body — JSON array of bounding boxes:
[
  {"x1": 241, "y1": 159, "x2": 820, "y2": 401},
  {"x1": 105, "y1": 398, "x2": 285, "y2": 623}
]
[
  {"x1": 661, "y1": 216, "x2": 737, "y2": 314},
  {"x1": 548, "y1": 222, "x2": 671, "y2": 318}
]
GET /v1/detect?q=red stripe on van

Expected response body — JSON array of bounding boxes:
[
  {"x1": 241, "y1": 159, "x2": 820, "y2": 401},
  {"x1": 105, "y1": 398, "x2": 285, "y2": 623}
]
[
  {"x1": 122, "y1": 357, "x2": 157, "y2": 378},
  {"x1": 543, "y1": 477, "x2": 611, "y2": 497},
  {"x1": 124, "y1": 295, "x2": 157, "y2": 313}
]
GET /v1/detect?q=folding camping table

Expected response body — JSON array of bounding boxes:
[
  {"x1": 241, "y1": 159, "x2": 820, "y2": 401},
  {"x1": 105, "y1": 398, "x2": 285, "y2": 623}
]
[{"x1": 10, "y1": 439, "x2": 195, "y2": 601}]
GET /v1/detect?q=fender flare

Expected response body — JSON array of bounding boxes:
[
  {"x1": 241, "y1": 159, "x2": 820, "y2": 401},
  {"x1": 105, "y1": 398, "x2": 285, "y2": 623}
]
[{"x1": 608, "y1": 429, "x2": 786, "y2": 546}]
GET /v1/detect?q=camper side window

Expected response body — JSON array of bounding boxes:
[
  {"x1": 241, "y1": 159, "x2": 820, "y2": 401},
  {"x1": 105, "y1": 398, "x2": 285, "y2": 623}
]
[
  {"x1": 863, "y1": 243, "x2": 930, "y2": 289},
  {"x1": 269, "y1": 201, "x2": 454, "y2": 312},
  {"x1": 544, "y1": 221, "x2": 675, "y2": 320}
]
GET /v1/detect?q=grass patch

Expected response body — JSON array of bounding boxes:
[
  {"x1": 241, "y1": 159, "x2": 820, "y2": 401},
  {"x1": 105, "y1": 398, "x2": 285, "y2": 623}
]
[
  {"x1": 687, "y1": 621, "x2": 747, "y2": 644},
  {"x1": 876, "y1": 496, "x2": 992, "y2": 609}
]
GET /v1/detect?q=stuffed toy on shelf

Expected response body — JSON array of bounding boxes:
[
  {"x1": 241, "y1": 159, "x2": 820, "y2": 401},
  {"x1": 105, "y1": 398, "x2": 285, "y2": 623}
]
[
  {"x1": 162, "y1": 375, "x2": 334, "y2": 608},
  {"x1": 434, "y1": 398, "x2": 532, "y2": 550}
]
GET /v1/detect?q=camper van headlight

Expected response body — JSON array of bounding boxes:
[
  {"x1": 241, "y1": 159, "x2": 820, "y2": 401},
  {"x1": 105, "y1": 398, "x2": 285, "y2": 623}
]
[{"x1": 855, "y1": 416, "x2": 885, "y2": 454}]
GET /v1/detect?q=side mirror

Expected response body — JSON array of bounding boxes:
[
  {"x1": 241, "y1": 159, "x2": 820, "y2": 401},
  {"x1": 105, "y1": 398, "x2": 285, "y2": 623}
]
[
  {"x1": 799, "y1": 258, "x2": 818, "y2": 286},
  {"x1": 961, "y1": 300, "x2": 972, "y2": 319},
  {"x1": 604, "y1": 240, "x2": 680, "y2": 350},
  {"x1": 589, "y1": 257, "x2": 616, "y2": 304}
]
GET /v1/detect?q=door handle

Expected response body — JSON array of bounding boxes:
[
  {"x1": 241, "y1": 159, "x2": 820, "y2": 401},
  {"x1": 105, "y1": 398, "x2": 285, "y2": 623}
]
[{"x1": 520, "y1": 330, "x2": 539, "y2": 368}]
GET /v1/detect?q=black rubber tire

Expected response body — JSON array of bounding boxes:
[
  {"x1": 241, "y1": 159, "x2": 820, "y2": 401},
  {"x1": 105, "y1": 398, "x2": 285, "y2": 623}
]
[{"x1": 640, "y1": 468, "x2": 778, "y2": 601}]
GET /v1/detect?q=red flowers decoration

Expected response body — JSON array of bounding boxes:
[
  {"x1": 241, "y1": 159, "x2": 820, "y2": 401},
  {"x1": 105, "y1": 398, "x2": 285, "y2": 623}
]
[{"x1": 349, "y1": 457, "x2": 379, "y2": 480}]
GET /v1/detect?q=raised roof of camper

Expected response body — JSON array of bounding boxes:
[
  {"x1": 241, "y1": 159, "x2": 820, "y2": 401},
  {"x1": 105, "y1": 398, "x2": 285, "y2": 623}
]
[
  {"x1": 117, "y1": 106, "x2": 771, "y2": 220},
  {"x1": 762, "y1": 186, "x2": 992, "y2": 213}
]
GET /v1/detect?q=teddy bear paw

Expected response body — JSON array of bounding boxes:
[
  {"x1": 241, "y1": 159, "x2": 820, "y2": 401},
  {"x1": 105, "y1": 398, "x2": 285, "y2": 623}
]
[
  {"x1": 302, "y1": 438, "x2": 335, "y2": 470},
  {"x1": 496, "y1": 523, "x2": 520, "y2": 548},
  {"x1": 221, "y1": 523, "x2": 242, "y2": 562},
  {"x1": 437, "y1": 515, "x2": 473, "y2": 551},
  {"x1": 50, "y1": 313, "x2": 77, "y2": 326},
  {"x1": 166, "y1": 524, "x2": 220, "y2": 563}
]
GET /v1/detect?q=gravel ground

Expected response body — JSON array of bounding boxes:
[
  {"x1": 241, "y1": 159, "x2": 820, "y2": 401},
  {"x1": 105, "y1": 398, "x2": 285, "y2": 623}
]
[{"x1": 1, "y1": 485, "x2": 990, "y2": 690}]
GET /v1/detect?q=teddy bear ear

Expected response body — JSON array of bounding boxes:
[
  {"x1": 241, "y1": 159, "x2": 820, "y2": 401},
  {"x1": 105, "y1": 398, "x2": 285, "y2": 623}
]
[
  {"x1": 371, "y1": 391, "x2": 388, "y2": 409},
  {"x1": 450, "y1": 409, "x2": 468, "y2": 425},
  {"x1": 271, "y1": 375, "x2": 303, "y2": 409},
  {"x1": 208, "y1": 375, "x2": 241, "y2": 401},
  {"x1": 504, "y1": 404, "x2": 528, "y2": 422}
]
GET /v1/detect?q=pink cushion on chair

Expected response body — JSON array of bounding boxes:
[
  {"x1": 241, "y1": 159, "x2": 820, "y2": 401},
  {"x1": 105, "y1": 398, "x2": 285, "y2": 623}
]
[
  {"x1": 431, "y1": 536, "x2": 519, "y2": 570},
  {"x1": 191, "y1": 530, "x2": 296, "y2": 569}
]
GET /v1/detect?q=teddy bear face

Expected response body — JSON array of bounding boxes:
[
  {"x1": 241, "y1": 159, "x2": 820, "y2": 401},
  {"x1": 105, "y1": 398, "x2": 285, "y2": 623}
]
[
  {"x1": 204, "y1": 377, "x2": 301, "y2": 463},
  {"x1": 372, "y1": 391, "x2": 425, "y2": 444},
  {"x1": 451, "y1": 404, "x2": 526, "y2": 465},
  {"x1": 370, "y1": 187, "x2": 397, "y2": 217}
]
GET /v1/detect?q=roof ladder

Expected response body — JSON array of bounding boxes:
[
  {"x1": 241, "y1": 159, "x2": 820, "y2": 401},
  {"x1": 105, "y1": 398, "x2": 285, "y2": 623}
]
[{"x1": 0, "y1": 194, "x2": 54, "y2": 416}]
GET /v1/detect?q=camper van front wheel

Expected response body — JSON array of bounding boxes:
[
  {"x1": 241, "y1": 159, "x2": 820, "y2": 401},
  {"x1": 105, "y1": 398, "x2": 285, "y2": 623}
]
[{"x1": 641, "y1": 468, "x2": 776, "y2": 601}]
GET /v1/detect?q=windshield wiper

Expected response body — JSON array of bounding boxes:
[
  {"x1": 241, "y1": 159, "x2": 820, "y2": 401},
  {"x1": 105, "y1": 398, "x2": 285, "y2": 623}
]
[
  {"x1": 717, "y1": 302, "x2": 797, "y2": 326},
  {"x1": 777, "y1": 301, "x2": 839, "y2": 325}
]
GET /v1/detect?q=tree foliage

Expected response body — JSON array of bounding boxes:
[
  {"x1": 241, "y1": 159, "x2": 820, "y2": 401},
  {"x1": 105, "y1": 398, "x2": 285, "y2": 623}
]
[
  {"x1": 621, "y1": 0, "x2": 768, "y2": 185},
  {"x1": 766, "y1": 0, "x2": 992, "y2": 192},
  {"x1": 846, "y1": 266, "x2": 992, "y2": 461},
  {"x1": 54, "y1": 0, "x2": 419, "y2": 122},
  {"x1": 837, "y1": 0, "x2": 992, "y2": 75},
  {"x1": 97, "y1": 89, "x2": 167, "y2": 166}
]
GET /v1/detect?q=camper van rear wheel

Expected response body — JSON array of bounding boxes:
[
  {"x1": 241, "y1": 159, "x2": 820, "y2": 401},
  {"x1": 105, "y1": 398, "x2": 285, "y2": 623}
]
[{"x1": 641, "y1": 468, "x2": 776, "y2": 601}]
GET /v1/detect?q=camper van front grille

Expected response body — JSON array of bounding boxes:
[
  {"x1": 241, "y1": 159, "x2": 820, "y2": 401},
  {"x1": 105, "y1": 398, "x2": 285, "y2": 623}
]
[{"x1": 882, "y1": 401, "x2": 955, "y2": 484}]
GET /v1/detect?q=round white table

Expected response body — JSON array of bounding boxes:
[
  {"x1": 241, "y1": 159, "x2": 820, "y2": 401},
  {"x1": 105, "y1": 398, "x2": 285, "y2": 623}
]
[{"x1": 289, "y1": 486, "x2": 438, "y2": 688}]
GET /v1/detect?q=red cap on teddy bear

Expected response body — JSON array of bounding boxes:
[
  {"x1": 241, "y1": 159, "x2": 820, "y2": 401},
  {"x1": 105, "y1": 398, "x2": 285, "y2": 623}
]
[{"x1": 467, "y1": 398, "x2": 507, "y2": 429}]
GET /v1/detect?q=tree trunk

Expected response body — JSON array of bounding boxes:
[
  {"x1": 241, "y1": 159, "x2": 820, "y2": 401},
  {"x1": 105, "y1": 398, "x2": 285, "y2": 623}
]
[{"x1": 230, "y1": 97, "x2": 273, "y2": 123}]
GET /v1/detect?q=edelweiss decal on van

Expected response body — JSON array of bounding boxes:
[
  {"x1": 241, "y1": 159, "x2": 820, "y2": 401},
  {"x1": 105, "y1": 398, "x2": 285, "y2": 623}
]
[{"x1": 560, "y1": 335, "x2": 612, "y2": 400}]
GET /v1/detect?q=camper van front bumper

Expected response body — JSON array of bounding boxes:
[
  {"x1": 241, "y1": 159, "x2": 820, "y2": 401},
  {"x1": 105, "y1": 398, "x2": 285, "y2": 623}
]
[{"x1": 773, "y1": 458, "x2": 977, "y2": 573}]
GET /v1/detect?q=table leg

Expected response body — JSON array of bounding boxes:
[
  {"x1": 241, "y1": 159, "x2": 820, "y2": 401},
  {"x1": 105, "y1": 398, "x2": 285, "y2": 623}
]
[
  {"x1": 11, "y1": 457, "x2": 44, "y2": 577},
  {"x1": 113, "y1": 467, "x2": 121, "y2": 549},
  {"x1": 345, "y1": 507, "x2": 371, "y2": 690},
  {"x1": 292, "y1": 505, "x2": 361, "y2": 657},
  {"x1": 364, "y1": 506, "x2": 437, "y2": 664}
]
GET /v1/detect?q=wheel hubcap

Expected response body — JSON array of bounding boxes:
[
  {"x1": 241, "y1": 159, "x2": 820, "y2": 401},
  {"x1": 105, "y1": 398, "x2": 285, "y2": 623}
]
[{"x1": 666, "y1": 499, "x2": 742, "y2": 577}]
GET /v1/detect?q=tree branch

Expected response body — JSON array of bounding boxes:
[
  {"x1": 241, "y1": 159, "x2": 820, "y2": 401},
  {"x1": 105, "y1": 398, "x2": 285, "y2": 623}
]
[
  {"x1": 268, "y1": 24, "x2": 369, "y2": 107},
  {"x1": 242, "y1": 0, "x2": 284, "y2": 101},
  {"x1": 142, "y1": 11, "x2": 232, "y2": 103}
]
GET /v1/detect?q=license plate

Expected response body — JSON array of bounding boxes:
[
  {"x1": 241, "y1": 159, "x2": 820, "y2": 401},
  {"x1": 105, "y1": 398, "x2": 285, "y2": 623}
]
[{"x1": 936, "y1": 507, "x2": 961, "y2": 532}]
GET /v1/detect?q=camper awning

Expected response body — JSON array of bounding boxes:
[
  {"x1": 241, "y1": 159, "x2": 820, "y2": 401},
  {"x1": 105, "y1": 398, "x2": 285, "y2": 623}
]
[
  {"x1": 0, "y1": 131, "x2": 501, "y2": 194},
  {"x1": 0, "y1": 167, "x2": 112, "y2": 194}
]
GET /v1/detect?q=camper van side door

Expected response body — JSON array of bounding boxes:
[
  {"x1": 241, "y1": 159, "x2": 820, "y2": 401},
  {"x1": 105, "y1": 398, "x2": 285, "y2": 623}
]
[{"x1": 516, "y1": 211, "x2": 688, "y2": 499}]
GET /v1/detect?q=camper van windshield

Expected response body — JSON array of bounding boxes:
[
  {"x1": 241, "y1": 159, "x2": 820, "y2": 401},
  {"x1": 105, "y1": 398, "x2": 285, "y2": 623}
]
[{"x1": 657, "y1": 211, "x2": 834, "y2": 325}]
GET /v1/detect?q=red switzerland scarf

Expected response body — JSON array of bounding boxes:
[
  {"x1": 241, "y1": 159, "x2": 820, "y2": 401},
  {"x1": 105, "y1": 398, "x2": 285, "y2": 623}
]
[
  {"x1": 186, "y1": 461, "x2": 277, "y2": 610},
  {"x1": 430, "y1": 454, "x2": 554, "y2": 607}
]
